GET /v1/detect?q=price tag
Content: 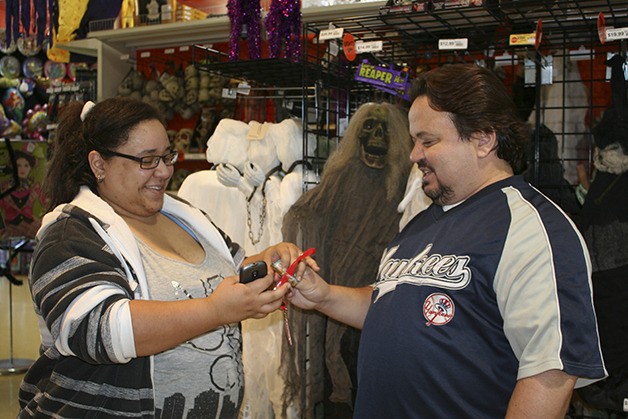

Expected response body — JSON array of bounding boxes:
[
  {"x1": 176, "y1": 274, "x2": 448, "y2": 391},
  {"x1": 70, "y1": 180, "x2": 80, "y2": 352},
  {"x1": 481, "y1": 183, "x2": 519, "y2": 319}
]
[
  {"x1": 605, "y1": 27, "x2": 628, "y2": 41},
  {"x1": 438, "y1": 38, "x2": 468, "y2": 50},
  {"x1": 329, "y1": 40, "x2": 339, "y2": 57},
  {"x1": 356, "y1": 40, "x2": 383, "y2": 53},
  {"x1": 319, "y1": 28, "x2": 344, "y2": 41},
  {"x1": 509, "y1": 33, "x2": 536, "y2": 46},
  {"x1": 222, "y1": 88, "x2": 237, "y2": 99},
  {"x1": 338, "y1": 117, "x2": 348, "y2": 137},
  {"x1": 237, "y1": 82, "x2": 251, "y2": 95}
]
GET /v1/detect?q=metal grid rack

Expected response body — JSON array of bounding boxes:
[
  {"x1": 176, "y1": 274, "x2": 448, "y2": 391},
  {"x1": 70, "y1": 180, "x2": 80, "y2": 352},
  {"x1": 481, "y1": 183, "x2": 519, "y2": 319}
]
[
  {"x1": 192, "y1": 42, "x2": 387, "y2": 191},
  {"x1": 192, "y1": 0, "x2": 628, "y2": 191},
  {"x1": 303, "y1": 0, "x2": 628, "y2": 67},
  {"x1": 301, "y1": 0, "x2": 628, "y2": 188}
]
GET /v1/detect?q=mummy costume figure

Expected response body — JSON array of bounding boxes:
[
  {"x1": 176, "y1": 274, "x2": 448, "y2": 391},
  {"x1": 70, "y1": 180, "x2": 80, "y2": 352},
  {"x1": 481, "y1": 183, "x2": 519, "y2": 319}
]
[{"x1": 178, "y1": 117, "x2": 311, "y2": 419}]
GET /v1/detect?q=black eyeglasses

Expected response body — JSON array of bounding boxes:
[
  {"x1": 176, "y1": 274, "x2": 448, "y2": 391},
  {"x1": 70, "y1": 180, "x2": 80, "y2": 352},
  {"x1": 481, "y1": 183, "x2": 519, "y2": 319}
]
[{"x1": 100, "y1": 150, "x2": 178, "y2": 169}]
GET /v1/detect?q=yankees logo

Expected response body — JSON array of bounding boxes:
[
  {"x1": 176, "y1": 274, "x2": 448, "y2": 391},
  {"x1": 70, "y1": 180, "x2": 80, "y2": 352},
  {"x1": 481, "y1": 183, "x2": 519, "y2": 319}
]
[
  {"x1": 423, "y1": 293, "x2": 455, "y2": 326},
  {"x1": 373, "y1": 244, "x2": 472, "y2": 302}
]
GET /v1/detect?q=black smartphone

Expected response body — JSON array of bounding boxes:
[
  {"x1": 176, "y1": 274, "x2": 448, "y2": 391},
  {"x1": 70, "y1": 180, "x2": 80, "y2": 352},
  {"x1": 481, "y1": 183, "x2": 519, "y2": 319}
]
[{"x1": 239, "y1": 261, "x2": 268, "y2": 284}]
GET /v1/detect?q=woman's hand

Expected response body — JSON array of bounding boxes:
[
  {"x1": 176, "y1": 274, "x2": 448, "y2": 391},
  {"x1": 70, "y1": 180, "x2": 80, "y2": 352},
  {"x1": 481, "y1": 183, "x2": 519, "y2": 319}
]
[
  {"x1": 248, "y1": 242, "x2": 320, "y2": 286},
  {"x1": 207, "y1": 272, "x2": 289, "y2": 324}
]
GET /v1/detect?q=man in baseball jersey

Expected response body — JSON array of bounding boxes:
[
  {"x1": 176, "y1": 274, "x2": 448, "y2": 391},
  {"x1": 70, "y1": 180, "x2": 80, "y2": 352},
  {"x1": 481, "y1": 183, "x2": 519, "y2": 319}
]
[{"x1": 287, "y1": 63, "x2": 607, "y2": 417}]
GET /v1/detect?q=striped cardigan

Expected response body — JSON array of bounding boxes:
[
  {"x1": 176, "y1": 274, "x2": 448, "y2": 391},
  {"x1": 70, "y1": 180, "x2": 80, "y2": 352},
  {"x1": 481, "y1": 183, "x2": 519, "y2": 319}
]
[{"x1": 18, "y1": 187, "x2": 243, "y2": 418}]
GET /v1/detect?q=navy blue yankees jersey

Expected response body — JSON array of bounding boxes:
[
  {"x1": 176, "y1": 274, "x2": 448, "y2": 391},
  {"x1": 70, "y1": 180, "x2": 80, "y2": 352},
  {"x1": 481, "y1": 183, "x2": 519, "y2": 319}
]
[{"x1": 355, "y1": 175, "x2": 606, "y2": 418}]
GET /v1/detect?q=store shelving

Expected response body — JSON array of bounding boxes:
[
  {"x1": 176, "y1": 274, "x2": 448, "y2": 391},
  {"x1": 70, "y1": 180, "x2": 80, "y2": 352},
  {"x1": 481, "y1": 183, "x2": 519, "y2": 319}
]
[{"x1": 58, "y1": 2, "x2": 386, "y2": 100}]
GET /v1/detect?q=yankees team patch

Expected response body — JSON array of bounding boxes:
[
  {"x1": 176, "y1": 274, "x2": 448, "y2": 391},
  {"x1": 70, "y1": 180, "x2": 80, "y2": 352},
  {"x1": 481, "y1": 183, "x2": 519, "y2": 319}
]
[{"x1": 423, "y1": 293, "x2": 455, "y2": 326}]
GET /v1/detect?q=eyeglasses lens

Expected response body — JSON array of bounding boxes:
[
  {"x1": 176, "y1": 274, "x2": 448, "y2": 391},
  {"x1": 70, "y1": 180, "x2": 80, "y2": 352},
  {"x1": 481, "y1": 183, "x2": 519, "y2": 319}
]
[{"x1": 139, "y1": 152, "x2": 178, "y2": 169}]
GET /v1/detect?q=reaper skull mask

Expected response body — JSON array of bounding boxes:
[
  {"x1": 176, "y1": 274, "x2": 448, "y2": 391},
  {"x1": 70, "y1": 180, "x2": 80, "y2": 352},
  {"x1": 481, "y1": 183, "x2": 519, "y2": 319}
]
[{"x1": 359, "y1": 107, "x2": 389, "y2": 169}]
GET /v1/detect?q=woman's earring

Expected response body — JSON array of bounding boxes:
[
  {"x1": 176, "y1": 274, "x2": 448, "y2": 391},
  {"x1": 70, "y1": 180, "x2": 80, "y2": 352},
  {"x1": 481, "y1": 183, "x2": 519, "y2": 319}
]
[{"x1": 97, "y1": 175, "x2": 104, "y2": 183}]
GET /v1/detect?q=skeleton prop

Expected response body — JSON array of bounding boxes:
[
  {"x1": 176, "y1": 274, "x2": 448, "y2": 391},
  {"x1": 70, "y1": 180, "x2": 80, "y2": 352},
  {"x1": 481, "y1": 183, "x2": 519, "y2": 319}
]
[{"x1": 280, "y1": 102, "x2": 413, "y2": 417}]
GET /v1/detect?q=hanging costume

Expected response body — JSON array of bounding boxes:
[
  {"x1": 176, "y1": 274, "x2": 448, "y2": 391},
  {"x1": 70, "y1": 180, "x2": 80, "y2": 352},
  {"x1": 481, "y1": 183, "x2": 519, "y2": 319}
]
[
  {"x1": 264, "y1": 0, "x2": 302, "y2": 61},
  {"x1": 397, "y1": 164, "x2": 431, "y2": 231},
  {"x1": 179, "y1": 118, "x2": 250, "y2": 247},
  {"x1": 528, "y1": 54, "x2": 589, "y2": 184},
  {"x1": 577, "y1": 53, "x2": 628, "y2": 413},
  {"x1": 522, "y1": 123, "x2": 581, "y2": 219},
  {"x1": 179, "y1": 117, "x2": 306, "y2": 419},
  {"x1": 280, "y1": 102, "x2": 413, "y2": 417},
  {"x1": 227, "y1": 0, "x2": 261, "y2": 60}
]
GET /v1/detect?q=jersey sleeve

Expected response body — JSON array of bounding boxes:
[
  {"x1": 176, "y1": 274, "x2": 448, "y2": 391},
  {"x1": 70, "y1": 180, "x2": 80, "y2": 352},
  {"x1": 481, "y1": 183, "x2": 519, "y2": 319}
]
[{"x1": 493, "y1": 188, "x2": 606, "y2": 385}]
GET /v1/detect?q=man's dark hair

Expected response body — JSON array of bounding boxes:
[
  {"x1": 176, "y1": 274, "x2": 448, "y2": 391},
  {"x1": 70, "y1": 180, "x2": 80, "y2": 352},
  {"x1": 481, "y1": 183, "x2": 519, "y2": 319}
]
[{"x1": 410, "y1": 63, "x2": 530, "y2": 174}]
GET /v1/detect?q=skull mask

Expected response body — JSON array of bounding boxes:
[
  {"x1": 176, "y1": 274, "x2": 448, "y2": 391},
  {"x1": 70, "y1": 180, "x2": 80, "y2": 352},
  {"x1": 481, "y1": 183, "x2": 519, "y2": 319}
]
[{"x1": 359, "y1": 107, "x2": 389, "y2": 169}]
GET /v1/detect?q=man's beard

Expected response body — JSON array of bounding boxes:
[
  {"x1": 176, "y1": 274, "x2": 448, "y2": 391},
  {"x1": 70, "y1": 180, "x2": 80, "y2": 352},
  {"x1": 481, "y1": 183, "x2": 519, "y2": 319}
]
[
  {"x1": 423, "y1": 182, "x2": 454, "y2": 206},
  {"x1": 419, "y1": 159, "x2": 455, "y2": 205}
]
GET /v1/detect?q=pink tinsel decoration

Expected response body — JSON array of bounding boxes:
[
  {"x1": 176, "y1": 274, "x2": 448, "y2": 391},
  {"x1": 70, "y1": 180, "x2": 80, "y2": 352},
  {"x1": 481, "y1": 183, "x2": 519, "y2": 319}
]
[
  {"x1": 227, "y1": 0, "x2": 262, "y2": 61},
  {"x1": 264, "y1": 0, "x2": 302, "y2": 61}
]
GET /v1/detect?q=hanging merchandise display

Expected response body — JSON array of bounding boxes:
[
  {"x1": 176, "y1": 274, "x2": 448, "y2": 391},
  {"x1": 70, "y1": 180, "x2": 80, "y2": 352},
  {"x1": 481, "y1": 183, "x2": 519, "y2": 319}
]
[
  {"x1": 22, "y1": 57, "x2": 44, "y2": 79},
  {"x1": 43, "y1": 60, "x2": 66, "y2": 81},
  {"x1": 21, "y1": 104, "x2": 48, "y2": 141},
  {"x1": 0, "y1": 0, "x2": 98, "y2": 145},
  {"x1": 3, "y1": 0, "x2": 122, "y2": 62},
  {"x1": 265, "y1": 0, "x2": 302, "y2": 61},
  {"x1": 227, "y1": 0, "x2": 262, "y2": 61},
  {"x1": 4, "y1": 0, "x2": 49, "y2": 48},
  {"x1": 2, "y1": 87, "x2": 26, "y2": 122},
  {"x1": 577, "y1": 51, "x2": 628, "y2": 416},
  {"x1": 17, "y1": 35, "x2": 42, "y2": 57},
  {"x1": 0, "y1": 56, "x2": 21, "y2": 79}
]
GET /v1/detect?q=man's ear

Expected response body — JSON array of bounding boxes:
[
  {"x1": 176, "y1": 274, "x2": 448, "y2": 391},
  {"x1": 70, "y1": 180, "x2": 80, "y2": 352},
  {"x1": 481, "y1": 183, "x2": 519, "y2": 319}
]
[
  {"x1": 88, "y1": 150, "x2": 105, "y2": 178},
  {"x1": 474, "y1": 131, "x2": 498, "y2": 158}
]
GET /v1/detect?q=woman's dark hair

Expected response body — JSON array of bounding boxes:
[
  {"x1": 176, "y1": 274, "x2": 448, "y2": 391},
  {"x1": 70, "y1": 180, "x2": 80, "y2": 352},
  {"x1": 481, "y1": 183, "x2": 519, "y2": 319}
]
[
  {"x1": 410, "y1": 63, "x2": 530, "y2": 174},
  {"x1": 44, "y1": 97, "x2": 165, "y2": 210}
]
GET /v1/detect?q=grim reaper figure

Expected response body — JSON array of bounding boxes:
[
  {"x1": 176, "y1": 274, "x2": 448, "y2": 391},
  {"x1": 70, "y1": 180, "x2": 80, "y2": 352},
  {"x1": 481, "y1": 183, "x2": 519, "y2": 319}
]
[{"x1": 280, "y1": 102, "x2": 413, "y2": 418}]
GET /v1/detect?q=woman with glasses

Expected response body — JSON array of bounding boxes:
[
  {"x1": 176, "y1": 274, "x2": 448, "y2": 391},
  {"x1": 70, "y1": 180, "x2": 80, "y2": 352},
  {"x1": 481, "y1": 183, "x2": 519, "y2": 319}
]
[{"x1": 18, "y1": 97, "x2": 316, "y2": 418}]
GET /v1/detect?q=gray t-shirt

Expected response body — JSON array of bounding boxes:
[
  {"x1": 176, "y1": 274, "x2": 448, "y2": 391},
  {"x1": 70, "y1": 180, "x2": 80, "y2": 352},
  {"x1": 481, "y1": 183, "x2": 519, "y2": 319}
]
[{"x1": 136, "y1": 232, "x2": 243, "y2": 419}]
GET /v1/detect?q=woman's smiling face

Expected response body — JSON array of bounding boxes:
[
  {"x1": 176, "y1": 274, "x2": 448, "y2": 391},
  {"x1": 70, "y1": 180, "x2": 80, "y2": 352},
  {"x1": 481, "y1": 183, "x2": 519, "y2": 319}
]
[{"x1": 96, "y1": 119, "x2": 174, "y2": 218}]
